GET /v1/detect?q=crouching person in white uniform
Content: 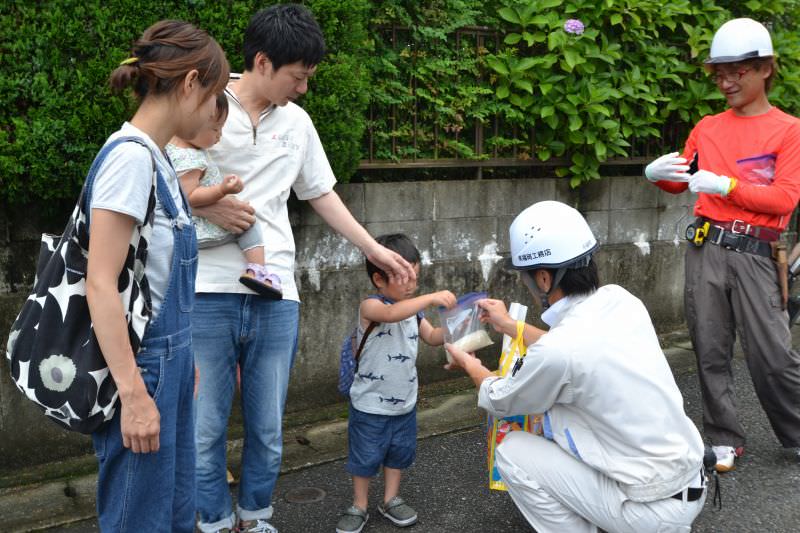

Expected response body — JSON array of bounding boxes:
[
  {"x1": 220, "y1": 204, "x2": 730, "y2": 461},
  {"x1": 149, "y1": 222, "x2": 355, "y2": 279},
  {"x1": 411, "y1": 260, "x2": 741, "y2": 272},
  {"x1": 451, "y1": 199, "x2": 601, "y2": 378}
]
[{"x1": 446, "y1": 201, "x2": 707, "y2": 533}]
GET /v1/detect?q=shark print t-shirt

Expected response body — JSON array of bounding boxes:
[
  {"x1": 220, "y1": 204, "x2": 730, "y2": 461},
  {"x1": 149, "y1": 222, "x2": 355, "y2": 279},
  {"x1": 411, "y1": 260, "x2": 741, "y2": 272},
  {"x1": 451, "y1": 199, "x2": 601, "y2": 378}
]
[{"x1": 350, "y1": 309, "x2": 421, "y2": 416}]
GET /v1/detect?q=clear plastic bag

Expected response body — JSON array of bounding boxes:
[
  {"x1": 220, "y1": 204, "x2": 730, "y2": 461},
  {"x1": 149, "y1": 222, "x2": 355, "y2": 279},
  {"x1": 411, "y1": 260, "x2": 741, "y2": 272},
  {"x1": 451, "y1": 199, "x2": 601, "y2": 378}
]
[
  {"x1": 736, "y1": 153, "x2": 776, "y2": 186},
  {"x1": 440, "y1": 292, "x2": 494, "y2": 362}
]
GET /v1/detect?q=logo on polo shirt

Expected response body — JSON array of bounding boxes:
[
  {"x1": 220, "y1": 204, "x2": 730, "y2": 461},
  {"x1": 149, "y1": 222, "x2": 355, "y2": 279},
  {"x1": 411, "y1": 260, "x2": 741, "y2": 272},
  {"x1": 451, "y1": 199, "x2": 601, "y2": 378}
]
[{"x1": 270, "y1": 133, "x2": 300, "y2": 151}]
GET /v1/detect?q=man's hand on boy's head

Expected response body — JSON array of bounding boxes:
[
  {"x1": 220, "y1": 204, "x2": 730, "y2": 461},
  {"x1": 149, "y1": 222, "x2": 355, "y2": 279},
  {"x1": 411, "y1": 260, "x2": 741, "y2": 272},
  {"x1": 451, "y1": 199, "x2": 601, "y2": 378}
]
[{"x1": 367, "y1": 245, "x2": 416, "y2": 285}]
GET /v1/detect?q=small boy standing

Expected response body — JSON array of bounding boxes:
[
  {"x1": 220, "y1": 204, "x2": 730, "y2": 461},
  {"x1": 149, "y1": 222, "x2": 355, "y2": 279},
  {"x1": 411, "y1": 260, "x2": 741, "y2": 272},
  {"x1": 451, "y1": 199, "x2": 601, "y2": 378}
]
[{"x1": 336, "y1": 234, "x2": 456, "y2": 533}]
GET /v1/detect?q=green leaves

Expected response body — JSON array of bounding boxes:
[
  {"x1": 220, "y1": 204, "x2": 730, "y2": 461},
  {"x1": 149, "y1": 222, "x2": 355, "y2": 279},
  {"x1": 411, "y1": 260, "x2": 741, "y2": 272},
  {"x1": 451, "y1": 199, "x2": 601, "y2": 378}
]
[
  {"x1": 562, "y1": 48, "x2": 583, "y2": 70},
  {"x1": 5, "y1": 0, "x2": 800, "y2": 201},
  {"x1": 0, "y1": 0, "x2": 372, "y2": 201},
  {"x1": 479, "y1": 0, "x2": 800, "y2": 187},
  {"x1": 498, "y1": 7, "x2": 521, "y2": 24}
]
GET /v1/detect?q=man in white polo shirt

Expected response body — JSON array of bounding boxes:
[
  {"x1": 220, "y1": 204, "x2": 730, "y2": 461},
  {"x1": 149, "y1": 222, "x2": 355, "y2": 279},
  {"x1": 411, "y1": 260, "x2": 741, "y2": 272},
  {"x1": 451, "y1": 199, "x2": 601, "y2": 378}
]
[{"x1": 191, "y1": 5, "x2": 415, "y2": 533}]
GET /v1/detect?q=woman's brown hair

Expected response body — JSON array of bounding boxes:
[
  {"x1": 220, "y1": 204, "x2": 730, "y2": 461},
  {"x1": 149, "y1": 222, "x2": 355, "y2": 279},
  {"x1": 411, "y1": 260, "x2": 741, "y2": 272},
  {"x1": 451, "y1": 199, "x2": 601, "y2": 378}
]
[{"x1": 110, "y1": 20, "x2": 229, "y2": 105}]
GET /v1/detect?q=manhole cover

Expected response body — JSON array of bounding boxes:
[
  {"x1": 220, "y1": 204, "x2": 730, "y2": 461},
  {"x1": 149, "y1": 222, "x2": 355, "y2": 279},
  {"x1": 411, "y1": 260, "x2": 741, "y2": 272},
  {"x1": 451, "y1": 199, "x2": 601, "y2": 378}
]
[{"x1": 285, "y1": 486, "x2": 327, "y2": 504}]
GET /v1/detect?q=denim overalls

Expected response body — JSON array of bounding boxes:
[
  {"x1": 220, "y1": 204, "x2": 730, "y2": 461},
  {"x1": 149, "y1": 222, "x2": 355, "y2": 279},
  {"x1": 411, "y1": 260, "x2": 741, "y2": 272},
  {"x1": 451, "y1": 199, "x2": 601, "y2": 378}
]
[{"x1": 92, "y1": 161, "x2": 198, "y2": 533}]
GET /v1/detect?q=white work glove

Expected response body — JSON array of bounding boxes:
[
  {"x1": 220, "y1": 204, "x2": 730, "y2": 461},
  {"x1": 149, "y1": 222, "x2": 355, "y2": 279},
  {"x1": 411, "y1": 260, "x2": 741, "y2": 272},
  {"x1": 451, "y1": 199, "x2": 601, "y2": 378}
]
[
  {"x1": 689, "y1": 169, "x2": 732, "y2": 196},
  {"x1": 644, "y1": 152, "x2": 690, "y2": 182}
]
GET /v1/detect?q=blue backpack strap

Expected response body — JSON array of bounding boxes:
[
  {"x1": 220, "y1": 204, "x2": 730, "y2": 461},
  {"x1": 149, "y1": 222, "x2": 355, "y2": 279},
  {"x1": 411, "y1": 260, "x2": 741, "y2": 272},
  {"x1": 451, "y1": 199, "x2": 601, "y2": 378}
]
[{"x1": 81, "y1": 136, "x2": 162, "y2": 229}]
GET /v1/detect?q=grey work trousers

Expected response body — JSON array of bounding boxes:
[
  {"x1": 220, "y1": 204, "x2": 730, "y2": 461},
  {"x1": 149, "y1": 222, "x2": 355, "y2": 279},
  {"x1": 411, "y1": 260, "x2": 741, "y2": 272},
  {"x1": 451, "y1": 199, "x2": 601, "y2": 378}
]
[{"x1": 685, "y1": 241, "x2": 800, "y2": 448}]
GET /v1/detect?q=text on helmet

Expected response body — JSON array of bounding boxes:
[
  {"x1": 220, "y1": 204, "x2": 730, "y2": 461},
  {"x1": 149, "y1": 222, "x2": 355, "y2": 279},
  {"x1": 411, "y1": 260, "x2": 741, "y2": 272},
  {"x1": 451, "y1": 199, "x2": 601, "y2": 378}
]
[{"x1": 518, "y1": 249, "x2": 552, "y2": 262}]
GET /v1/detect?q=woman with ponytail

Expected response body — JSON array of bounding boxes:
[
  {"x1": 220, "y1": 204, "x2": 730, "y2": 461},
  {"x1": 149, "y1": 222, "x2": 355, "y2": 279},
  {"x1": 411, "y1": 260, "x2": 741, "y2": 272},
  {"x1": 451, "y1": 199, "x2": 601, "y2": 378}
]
[{"x1": 85, "y1": 20, "x2": 228, "y2": 532}]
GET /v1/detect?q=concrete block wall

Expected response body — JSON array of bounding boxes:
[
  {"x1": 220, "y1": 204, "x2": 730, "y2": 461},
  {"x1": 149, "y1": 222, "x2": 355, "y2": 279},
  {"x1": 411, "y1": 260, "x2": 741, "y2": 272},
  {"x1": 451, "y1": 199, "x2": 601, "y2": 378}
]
[
  {"x1": 0, "y1": 176, "x2": 695, "y2": 470},
  {"x1": 289, "y1": 176, "x2": 695, "y2": 411}
]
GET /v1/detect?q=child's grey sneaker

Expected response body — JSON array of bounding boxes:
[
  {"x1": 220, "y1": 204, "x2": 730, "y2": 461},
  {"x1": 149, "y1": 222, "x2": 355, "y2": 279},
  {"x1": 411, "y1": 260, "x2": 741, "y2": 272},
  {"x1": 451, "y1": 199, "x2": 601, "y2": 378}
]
[
  {"x1": 237, "y1": 519, "x2": 278, "y2": 533},
  {"x1": 377, "y1": 496, "x2": 418, "y2": 527},
  {"x1": 336, "y1": 506, "x2": 368, "y2": 533}
]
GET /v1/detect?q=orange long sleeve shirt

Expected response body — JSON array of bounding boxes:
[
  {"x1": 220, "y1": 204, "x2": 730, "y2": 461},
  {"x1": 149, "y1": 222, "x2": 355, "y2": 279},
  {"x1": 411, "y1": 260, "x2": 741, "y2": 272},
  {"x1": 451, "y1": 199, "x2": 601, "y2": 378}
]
[{"x1": 655, "y1": 107, "x2": 800, "y2": 230}]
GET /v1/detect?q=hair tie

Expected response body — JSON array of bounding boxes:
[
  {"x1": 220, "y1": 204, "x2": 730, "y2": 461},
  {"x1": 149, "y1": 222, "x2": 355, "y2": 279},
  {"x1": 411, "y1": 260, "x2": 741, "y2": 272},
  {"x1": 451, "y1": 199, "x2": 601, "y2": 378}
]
[{"x1": 119, "y1": 57, "x2": 139, "y2": 66}]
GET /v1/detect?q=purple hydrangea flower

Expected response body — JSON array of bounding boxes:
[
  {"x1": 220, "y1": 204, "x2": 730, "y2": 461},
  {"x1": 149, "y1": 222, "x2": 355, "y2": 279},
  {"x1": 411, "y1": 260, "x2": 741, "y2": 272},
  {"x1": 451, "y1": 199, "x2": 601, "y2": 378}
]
[{"x1": 564, "y1": 19, "x2": 585, "y2": 35}]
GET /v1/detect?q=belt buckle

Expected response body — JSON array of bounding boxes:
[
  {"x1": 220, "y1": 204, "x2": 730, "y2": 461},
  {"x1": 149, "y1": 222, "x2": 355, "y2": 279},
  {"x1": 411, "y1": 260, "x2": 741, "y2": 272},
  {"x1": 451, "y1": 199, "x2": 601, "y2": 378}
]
[
  {"x1": 731, "y1": 219, "x2": 750, "y2": 235},
  {"x1": 710, "y1": 227, "x2": 724, "y2": 246}
]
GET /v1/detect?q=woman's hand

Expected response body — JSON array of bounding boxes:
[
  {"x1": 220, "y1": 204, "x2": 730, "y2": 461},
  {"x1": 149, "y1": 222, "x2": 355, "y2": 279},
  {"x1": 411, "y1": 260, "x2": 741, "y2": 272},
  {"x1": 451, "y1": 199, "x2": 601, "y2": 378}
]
[{"x1": 119, "y1": 384, "x2": 161, "y2": 453}]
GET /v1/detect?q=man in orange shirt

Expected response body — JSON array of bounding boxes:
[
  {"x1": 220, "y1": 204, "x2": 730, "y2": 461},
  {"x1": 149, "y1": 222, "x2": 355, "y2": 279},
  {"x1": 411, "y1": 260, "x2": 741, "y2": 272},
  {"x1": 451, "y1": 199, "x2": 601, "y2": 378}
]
[{"x1": 645, "y1": 18, "x2": 800, "y2": 472}]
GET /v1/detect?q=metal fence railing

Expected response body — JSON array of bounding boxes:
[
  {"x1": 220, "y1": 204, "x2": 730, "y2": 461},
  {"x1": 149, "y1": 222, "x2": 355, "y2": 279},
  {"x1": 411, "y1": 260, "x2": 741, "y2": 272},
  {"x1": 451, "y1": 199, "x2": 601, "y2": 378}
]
[{"x1": 359, "y1": 25, "x2": 691, "y2": 174}]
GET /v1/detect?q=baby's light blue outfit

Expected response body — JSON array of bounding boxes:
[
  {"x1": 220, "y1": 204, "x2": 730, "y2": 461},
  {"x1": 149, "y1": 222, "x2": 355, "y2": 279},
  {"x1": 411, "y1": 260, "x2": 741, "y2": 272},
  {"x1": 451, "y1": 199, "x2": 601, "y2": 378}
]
[{"x1": 166, "y1": 144, "x2": 263, "y2": 251}]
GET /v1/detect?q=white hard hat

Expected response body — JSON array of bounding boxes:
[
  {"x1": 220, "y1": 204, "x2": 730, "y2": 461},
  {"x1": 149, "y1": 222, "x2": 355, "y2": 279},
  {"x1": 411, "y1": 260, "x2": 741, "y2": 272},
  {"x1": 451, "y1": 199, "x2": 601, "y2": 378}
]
[
  {"x1": 705, "y1": 18, "x2": 773, "y2": 64},
  {"x1": 509, "y1": 201, "x2": 597, "y2": 271}
]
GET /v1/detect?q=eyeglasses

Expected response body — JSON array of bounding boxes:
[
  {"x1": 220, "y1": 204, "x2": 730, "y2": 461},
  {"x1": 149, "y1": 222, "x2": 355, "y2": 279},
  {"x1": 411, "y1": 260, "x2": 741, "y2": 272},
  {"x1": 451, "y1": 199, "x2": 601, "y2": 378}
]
[{"x1": 710, "y1": 68, "x2": 752, "y2": 84}]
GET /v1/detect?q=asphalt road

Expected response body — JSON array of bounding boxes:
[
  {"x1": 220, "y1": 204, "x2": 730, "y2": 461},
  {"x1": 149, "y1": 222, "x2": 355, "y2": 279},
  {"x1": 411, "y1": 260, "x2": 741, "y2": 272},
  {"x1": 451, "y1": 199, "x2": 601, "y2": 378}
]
[{"x1": 48, "y1": 356, "x2": 800, "y2": 533}]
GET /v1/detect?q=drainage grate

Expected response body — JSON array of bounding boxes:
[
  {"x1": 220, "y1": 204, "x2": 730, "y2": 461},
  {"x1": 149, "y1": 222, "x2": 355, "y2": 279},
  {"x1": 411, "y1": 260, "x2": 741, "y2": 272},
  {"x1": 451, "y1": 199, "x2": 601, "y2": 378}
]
[{"x1": 285, "y1": 486, "x2": 327, "y2": 504}]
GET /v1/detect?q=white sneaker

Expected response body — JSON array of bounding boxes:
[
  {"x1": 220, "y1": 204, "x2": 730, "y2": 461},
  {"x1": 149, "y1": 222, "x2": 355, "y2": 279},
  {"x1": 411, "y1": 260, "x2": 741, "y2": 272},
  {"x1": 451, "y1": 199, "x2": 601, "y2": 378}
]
[
  {"x1": 712, "y1": 445, "x2": 736, "y2": 472},
  {"x1": 237, "y1": 519, "x2": 278, "y2": 533}
]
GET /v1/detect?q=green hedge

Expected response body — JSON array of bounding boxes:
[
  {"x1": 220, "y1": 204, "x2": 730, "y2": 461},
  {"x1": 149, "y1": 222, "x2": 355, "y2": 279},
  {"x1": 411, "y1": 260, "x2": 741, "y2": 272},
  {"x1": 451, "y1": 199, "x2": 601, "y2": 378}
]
[
  {"x1": 0, "y1": 0, "x2": 369, "y2": 205},
  {"x1": 2, "y1": 0, "x2": 800, "y2": 204}
]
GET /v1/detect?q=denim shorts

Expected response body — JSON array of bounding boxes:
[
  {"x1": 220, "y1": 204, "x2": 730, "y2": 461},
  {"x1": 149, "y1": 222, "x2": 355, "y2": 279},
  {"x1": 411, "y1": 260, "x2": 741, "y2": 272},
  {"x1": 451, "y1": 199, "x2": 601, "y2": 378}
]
[{"x1": 346, "y1": 404, "x2": 417, "y2": 477}]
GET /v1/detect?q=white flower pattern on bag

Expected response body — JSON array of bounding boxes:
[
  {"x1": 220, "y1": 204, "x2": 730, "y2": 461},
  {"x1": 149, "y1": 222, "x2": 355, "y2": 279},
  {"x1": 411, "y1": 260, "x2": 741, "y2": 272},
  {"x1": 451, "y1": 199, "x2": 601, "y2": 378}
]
[{"x1": 39, "y1": 354, "x2": 77, "y2": 392}]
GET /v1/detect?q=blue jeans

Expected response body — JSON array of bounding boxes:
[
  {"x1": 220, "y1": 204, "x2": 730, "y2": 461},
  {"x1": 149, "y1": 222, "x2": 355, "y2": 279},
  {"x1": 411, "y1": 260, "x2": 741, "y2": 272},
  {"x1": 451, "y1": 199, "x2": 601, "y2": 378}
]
[
  {"x1": 92, "y1": 166, "x2": 198, "y2": 533},
  {"x1": 193, "y1": 294, "x2": 300, "y2": 529},
  {"x1": 93, "y1": 327, "x2": 196, "y2": 533},
  {"x1": 346, "y1": 405, "x2": 417, "y2": 477}
]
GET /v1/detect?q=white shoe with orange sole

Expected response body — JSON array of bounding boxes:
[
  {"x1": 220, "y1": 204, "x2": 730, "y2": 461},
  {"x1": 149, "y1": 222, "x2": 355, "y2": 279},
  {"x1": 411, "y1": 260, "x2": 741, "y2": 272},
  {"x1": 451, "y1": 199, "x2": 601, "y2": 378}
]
[{"x1": 712, "y1": 445, "x2": 738, "y2": 472}]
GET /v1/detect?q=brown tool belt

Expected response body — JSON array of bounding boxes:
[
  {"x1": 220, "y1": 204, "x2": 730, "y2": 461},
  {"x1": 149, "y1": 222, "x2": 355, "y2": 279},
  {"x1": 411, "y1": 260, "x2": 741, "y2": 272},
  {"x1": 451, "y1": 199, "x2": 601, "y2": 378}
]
[{"x1": 703, "y1": 218, "x2": 782, "y2": 242}]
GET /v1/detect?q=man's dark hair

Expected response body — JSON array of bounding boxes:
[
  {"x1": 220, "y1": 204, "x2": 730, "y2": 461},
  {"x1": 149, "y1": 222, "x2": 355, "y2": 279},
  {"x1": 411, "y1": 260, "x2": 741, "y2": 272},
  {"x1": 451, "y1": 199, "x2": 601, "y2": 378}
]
[
  {"x1": 551, "y1": 258, "x2": 599, "y2": 297},
  {"x1": 243, "y1": 4, "x2": 326, "y2": 71},
  {"x1": 366, "y1": 234, "x2": 420, "y2": 285}
]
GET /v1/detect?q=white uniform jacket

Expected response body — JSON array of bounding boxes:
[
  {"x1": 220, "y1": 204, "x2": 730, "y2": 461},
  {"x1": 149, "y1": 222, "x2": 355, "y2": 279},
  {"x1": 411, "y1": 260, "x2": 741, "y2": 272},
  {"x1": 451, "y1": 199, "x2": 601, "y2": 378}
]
[{"x1": 478, "y1": 285, "x2": 704, "y2": 502}]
